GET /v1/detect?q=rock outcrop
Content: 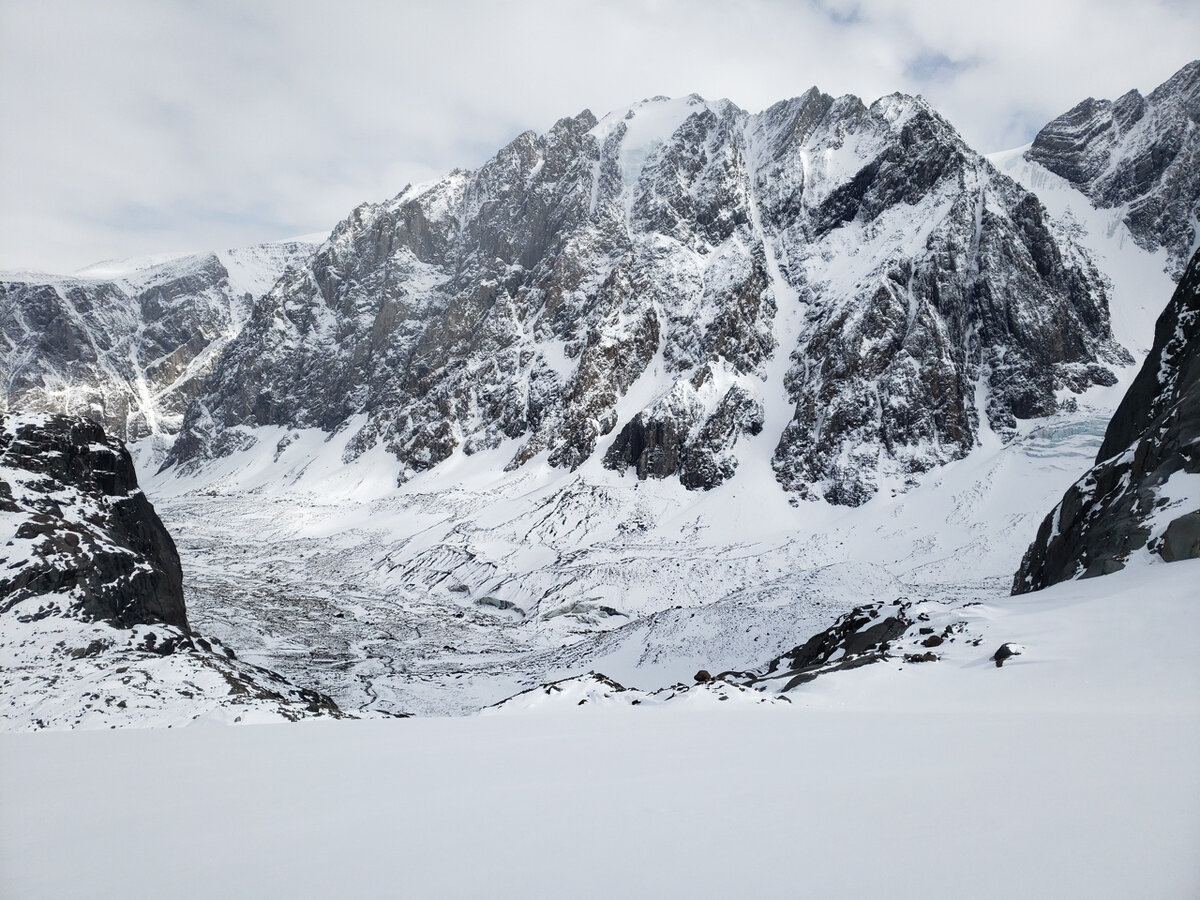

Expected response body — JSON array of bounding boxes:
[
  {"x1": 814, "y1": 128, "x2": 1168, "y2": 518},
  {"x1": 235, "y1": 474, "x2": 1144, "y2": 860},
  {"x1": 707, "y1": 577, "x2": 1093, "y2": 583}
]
[
  {"x1": 0, "y1": 414, "x2": 187, "y2": 629},
  {"x1": 167, "y1": 90, "x2": 1125, "y2": 505},
  {"x1": 730, "y1": 601, "x2": 915, "y2": 691},
  {"x1": 0, "y1": 413, "x2": 345, "y2": 729},
  {"x1": 1013, "y1": 248, "x2": 1200, "y2": 592},
  {"x1": 1027, "y1": 59, "x2": 1200, "y2": 279}
]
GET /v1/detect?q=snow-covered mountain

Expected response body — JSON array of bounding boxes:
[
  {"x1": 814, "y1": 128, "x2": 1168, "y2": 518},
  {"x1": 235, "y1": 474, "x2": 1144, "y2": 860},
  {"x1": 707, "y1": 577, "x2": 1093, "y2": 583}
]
[
  {"x1": 3, "y1": 68, "x2": 1199, "y2": 729},
  {"x1": 1026, "y1": 59, "x2": 1200, "y2": 279},
  {"x1": 167, "y1": 89, "x2": 1125, "y2": 506},
  {"x1": 0, "y1": 238, "x2": 319, "y2": 464},
  {"x1": 3, "y1": 56, "x2": 1199, "y2": 900}
]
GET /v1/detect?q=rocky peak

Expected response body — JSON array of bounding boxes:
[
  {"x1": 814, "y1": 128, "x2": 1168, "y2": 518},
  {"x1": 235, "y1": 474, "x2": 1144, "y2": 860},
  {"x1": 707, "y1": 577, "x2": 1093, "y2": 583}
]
[
  {"x1": 1027, "y1": 59, "x2": 1200, "y2": 278},
  {"x1": 167, "y1": 89, "x2": 1124, "y2": 505},
  {"x1": 0, "y1": 239, "x2": 318, "y2": 457},
  {"x1": 0, "y1": 413, "x2": 187, "y2": 630}
]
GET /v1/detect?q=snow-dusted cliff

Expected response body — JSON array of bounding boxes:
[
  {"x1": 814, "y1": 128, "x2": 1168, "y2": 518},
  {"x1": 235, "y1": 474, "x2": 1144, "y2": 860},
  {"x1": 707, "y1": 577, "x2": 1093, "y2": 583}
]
[
  {"x1": 167, "y1": 89, "x2": 1125, "y2": 506},
  {"x1": 0, "y1": 413, "x2": 343, "y2": 729},
  {"x1": 1027, "y1": 59, "x2": 1200, "y2": 279},
  {"x1": 0, "y1": 239, "x2": 319, "y2": 462},
  {"x1": 1014, "y1": 248, "x2": 1200, "y2": 591}
]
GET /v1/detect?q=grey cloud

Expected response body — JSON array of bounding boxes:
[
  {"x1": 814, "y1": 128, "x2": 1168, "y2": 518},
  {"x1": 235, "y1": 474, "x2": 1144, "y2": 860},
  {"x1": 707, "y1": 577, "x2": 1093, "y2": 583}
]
[
  {"x1": 904, "y1": 52, "x2": 980, "y2": 83},
  {"x1": 2, "y1": 0, "x2": 1198, "y2": 273}
]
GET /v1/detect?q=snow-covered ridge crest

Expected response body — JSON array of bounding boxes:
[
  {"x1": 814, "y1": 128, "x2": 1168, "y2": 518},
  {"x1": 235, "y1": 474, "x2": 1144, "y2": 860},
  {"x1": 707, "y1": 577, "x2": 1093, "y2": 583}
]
[
  {"x1": 1026, "y1": 58, "x2": 1200, "y2": 279},
  {"x1": 166, "y1": 87, "x2": 1126, "y2": 506},
  {"x1": 0, "y1": 237, "x2": 321, "y2": 463}
]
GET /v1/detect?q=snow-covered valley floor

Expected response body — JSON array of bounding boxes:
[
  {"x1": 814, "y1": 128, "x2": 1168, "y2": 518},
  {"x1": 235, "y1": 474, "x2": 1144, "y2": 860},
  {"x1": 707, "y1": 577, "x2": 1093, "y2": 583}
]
[
  {"x1": 135, "y1": 391, "x2": 1123, "y2": 718},
  {"x1": 4, "y1": 559, "x2": 1198, "y2": 899}
]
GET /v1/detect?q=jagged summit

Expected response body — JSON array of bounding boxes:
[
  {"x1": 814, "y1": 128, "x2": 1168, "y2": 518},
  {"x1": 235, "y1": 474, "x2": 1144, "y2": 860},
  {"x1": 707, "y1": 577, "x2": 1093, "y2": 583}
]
[
  {"x1": 1027, "y1": 59, "x2": 1200, "y2": 279},
  {"x1": 161, "y1": 87, "x2": 1124, "y2": 506}
]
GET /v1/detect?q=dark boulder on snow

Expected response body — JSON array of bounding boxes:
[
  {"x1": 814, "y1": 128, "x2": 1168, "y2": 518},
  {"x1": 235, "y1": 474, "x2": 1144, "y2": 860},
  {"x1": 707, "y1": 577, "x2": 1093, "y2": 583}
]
[
  {"x1": 1158, "y1": 512, "x2": 1200, "y2": 562},
  {"x1": 0, "y1": 414, "x2": 187, "y2": 630},
  {"x1": 991, "y1": 643, "x2": 1021, "y2": 668},
  {"x1": 1013, "y1": 248, "x2": 1200, "y2": 593}
]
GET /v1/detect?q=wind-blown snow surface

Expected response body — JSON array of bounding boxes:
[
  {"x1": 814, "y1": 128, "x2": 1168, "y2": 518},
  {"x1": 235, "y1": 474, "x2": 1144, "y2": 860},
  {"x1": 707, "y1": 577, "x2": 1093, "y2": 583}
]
[{"x1": 3, "y1": 561, "x2": 1197, "y2": 899}]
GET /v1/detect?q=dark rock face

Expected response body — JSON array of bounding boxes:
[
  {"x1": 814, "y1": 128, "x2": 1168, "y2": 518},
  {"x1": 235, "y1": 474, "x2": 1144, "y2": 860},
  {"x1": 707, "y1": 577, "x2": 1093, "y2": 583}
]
[
  {"x1": 0, "y1": 414, "x2": 351, "y2": 728},
  {"x1": 1027, "y1": 59, "x2": 1200, "y2": 279},
  {"x1": 0, "y1": 414, "x2": 187, "y2": 630},
  {"x1": 1013, "y1": 248, "x2": 1200, "y2": 593},
  {"x1": 169, "y1": 91, "x2": 1122, "y2": 505},
  {"x1": 0, "y1": 241, "x2": 315, "y2": 451},
  {"x1": 603, "y1": 364, "x2": 764, "y2": 489}
]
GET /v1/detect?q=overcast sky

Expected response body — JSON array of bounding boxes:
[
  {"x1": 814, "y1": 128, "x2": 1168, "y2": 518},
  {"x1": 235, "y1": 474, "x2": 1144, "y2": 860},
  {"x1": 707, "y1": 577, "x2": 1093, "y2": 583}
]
[{"x1": 2, "y1": 0, "x2": 1197, "y2": 274}]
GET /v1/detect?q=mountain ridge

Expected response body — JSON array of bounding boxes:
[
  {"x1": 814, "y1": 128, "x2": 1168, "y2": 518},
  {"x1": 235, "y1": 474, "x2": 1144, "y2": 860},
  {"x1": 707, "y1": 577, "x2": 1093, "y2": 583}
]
[
  {"x1": 1014, "y1": 247, "x2": 1200, "y2": 591},
  {"x1": 164, "y1": 87, "x2": 1125, "y2": 506},
  {"x1": 1027, "y1": 59, "x2": 1200, "y2": 279},
  {"x1": 0, "y1": 238, "x2": 319, "y2": 461}
]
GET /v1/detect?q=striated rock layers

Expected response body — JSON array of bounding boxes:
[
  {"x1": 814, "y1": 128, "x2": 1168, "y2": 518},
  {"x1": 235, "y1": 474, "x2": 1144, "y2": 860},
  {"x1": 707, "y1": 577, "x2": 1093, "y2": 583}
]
[
  {"x1": 168, "y1": 90, "x2": 1126, "y2": 505},
  {"x1": 1027, "y1": 59, "x2": 1200, "y2": 279},
  {"x1": 1014, "y1": 248, "x2": 1200, "y2": 593}
]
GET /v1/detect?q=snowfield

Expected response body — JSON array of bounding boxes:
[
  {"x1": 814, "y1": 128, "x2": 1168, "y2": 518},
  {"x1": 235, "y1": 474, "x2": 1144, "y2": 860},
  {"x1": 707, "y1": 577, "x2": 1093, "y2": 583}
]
[{"x1": 3, "y1": 560, "x2": 1198, "y2": 899}]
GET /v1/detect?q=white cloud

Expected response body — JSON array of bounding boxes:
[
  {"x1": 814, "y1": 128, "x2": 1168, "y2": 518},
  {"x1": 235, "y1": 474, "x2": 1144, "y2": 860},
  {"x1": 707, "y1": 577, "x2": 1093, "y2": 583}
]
[{"x1": 1, "y1": 0, "x2": 1197, "y2": 272}]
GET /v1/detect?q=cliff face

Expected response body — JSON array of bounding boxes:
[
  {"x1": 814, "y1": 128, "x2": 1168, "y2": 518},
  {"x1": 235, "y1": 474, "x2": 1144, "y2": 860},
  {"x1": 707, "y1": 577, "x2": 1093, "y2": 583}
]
[
  {"x1": 1014, "y1": 248, "x2": 1200, "y2": 593},
  {"x1": 0, "y1": 413, "x2": 348, "y2": 730},
  {"x1": 167, "y1": 91, "x2": 1123, "y2": 506},
  {"x1": 1027, "y1": 59, "x2": 1200, "y2": 280},
  {"x1": 0, "y1": 413, "x2": 187, "y2": 629}
]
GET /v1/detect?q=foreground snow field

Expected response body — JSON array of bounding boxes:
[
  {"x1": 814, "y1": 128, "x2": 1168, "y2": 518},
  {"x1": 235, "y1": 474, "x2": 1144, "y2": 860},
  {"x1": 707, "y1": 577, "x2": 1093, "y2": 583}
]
[
  {"x1": 4, "y1": 712, "x2": 1196, "y2": 899},
  {"x1": 4, "y1": 561, "x2": 1198, "y2": 899}
]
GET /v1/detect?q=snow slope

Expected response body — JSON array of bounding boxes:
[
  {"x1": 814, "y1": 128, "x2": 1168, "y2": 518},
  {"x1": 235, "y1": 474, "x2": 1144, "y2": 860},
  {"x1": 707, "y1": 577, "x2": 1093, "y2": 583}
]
[
  {"x1": 131, "y1": 351, "x2": 1142, "y2": 719},
  {"x1": 2, "y1": 559, "x2": 1197, "y2": 900}
]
